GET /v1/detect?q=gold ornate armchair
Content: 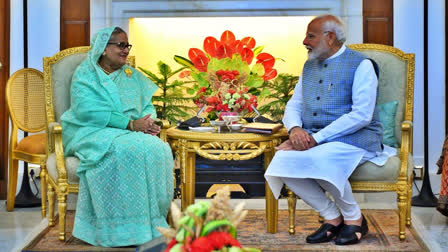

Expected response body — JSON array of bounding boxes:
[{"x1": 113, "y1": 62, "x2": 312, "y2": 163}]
[
  {"x1": 6, "y1": 68, "x2": 47, "y2": 217},
  {"x1": 287, "y1": 44, "x2": 415, "y2": 241},
  {"x1": 43, "y1": 47, "x2": 136, "y2": 241}
]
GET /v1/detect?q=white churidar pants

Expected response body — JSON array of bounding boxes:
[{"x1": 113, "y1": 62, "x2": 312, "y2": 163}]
[{"x1": 265, "y1": 142, "x2": 396, "y2": 221}]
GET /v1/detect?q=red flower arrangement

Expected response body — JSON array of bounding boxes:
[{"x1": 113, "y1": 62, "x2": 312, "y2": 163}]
[
  {"x1": 158, "y1": 187, "x2": 260, "y2": 252},
  {"x1": 175, "y1": 30, "x2": 278, "y2": 118}
]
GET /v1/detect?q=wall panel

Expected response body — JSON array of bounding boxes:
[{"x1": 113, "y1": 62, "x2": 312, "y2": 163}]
[
  {"x1": 363, "y1": 0, "x2": 393, "y2": 45},
  {"x1": 60, "y1": 0, "x2": 90, "y2": 50}
]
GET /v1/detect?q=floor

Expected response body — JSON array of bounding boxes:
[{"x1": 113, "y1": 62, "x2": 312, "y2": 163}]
[{"x1": 1, "y1": 173, "x2": 447, "y2": 252}]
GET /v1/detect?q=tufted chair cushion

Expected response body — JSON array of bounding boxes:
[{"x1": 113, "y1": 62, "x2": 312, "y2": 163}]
[
  {"x1": 50, "y1": 53, "x2": 88, "y2": 122},
  {"x1": 46, "y1": 153, "x2": 80, "y2": 184},
  {"x1": 350, "y1": 153, "x2": 414, "y2": 182}
]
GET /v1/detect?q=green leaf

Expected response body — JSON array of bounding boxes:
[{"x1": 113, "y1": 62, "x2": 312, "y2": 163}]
[
  {"x1": 191, "y1": 72, "x2": 209, "y2": 87},
  {"x1": 275, "y1": 57, "x2": 286, "y2": 62},
  {"x1": 245, "y1": 75, "x2": 264, "y2": 88},
  {"x1": 251, "y1": 63, "x2": 265, "y2": 76},
  {"x1": 208, "y1": 57, "x2": 232, "y2": 72},
  {"x1": 186, "y1": 88, "x2": 196, "y2": 95},
  {"x1": 259, "y1": 88, "x2": 271, "y2": 98},
  {"x1": 253, "y1": 45, "x2": 264, "y2": 56},
  {"x1": 157, "y1": 61, "x2": 171, "y2": 77},
  {"x1": 174, "y1": 55, "x2": 195, "y2": 69},
  {"x1": 230, "y1": 54, "x2": 250, "y2": 75},
  {"x1": 138, "y1": 67, "x2": 162, "y2": 83},
  {"x1": 167, "y1": 66, "x2": 187, "y2": 78}
]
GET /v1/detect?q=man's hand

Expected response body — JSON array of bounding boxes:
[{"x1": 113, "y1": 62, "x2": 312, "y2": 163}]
[
  {"x1": 275, "y1": 140, "x2": 295, "y2": 151},
  {"x1": 289, "y1": 127, "x2": 312, "y2": 150}
]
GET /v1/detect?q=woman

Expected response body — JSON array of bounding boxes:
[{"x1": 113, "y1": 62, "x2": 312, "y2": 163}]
[{"x1": 61, "y1": 27, "x2": 174, "y2": 247}]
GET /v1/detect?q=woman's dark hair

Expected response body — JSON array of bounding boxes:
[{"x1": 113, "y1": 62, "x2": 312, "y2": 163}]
[{"x1": 110, "y1": 27, "x2": 126, "y2": 40}]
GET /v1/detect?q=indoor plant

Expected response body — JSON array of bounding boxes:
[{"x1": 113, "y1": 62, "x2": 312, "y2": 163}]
[{"x1": 139, "y1": 61, "x2": 196, "y2": 123}]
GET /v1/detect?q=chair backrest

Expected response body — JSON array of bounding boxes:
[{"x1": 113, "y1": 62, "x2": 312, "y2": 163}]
[
  {"x1": 6, "y1": 68, "x2": 46, "y2": 133},
  {"x1": 348, "y1": 44, "x2": 415, "y2": 145},
  {"x1": 43, "y1": 46, "x2": 136, "y2": 124}
]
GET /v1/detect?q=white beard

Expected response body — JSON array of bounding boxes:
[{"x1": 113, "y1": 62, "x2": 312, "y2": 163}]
[{"x1": 307, "y1": 39, "x2": 329, "y2": 61}]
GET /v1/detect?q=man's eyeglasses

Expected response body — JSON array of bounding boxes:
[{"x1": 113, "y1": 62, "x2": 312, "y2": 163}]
[{"x1": 107, "y1": 42, "x2": 132, "y2": 51}]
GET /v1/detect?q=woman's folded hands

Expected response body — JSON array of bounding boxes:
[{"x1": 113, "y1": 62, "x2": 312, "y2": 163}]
[{"x1": 132, "y1": 114, "x2": 161, "y2": 135}]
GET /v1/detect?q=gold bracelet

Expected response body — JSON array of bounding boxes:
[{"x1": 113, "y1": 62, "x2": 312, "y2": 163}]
[{"x1": 129, "y1": 120, "x2": 134, "y2": 131}]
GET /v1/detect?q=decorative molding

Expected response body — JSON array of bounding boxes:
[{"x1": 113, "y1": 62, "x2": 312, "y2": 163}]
[
  {"x1": 91, "y1": 0, "x2": 363, "y2": 43},
  {"x1": 193, "y1": 141, "x2": 266, "y2": 160}
]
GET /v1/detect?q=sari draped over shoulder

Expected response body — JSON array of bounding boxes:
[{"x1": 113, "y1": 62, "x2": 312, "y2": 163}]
[{"x1": 61, "y1": 27, "x2": 174, "y2": 247}]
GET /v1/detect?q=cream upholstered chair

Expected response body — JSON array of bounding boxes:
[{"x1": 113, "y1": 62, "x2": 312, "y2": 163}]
[
  {"x1": 6, "y1": 68, "x2": 47, "y2": 218},
  {"x1": 43, "y1": 47, "x2": 136, "y2": 241},
  {"x1": 287, "y1": 44, "x2": 415, "y2": 241}
]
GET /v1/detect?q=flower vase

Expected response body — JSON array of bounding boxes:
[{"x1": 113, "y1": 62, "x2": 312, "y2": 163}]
[{"x1": 219, "y1": 111, "x2": 238, "y2": 121}]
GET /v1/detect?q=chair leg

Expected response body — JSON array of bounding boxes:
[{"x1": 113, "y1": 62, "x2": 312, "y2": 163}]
[
  {"x1": 287, "y1": 189, "x2": 296, "y2": 235},
  {"x1": 47, "y1": 184, "x2": 56, "y2": 226},
  {"x1": 58, "y1": 193, "x2": 67, "y2": 241},
  {"x1": 6, "y1": 159, "x2": 19, "y2": 211},
  {"x1": 406, "y1": 182, "x2": 412, "y2": 227},
  {"x1": 40, "y1": 163, "x2": 47, "y2": 218},
  {"x1": 397, "y1": 186, "x2": 407, "y2": 241}
]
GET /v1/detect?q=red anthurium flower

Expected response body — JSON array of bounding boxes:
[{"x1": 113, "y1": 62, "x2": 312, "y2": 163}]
[
  {"x1": 188, "y1": 48, "x2": 207, "y2": 62},
  {"x1": 256, "y1": 52, "x2": 275, "y2": 69},
  {"x1": 240, "y1": 36, "x2": 256, "y2": 49},
  {"x1": 179, "y1": 70, "x2": 190, "y2": 78},
  {"x1": 216, "y1": 44, "x2": 234, "y2": 59},
  {"x1": 165, "y1": 238, "x2": 177, "y2": 251},
  {"x1": 228, "y1": 88, "x2": 236, "y2": 95},
  {"x1": 192, "y1": 54, "x2": 210, "y2": 72},
  {"x1": 231, "y1": 40, "x2": 243, "y2": 54},
  {"x1": 263, "y1": 68, "x2": 277, "y2": 80},
  {"x1": 220, "y1": 30, "x2": 236, "y2": 45},
  {"x1": 240, "y1": 48, "x2": 254, "y2": 64},
  {"x1": 190, "y1": 236, "x2": 215, "y2": 252},
  {"x1": 206, "y1": 232, "x2": 242, "y2": 249},
  {"x1": 206, "y1": 96, "x2": 220, "y2": 104},
  {"x1": 203, "y1": 36, "x2": 221, "y2": 57}
]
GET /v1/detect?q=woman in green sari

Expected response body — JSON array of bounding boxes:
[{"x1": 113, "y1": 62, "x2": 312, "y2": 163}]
[{"x1": 61, "y1": 27, "x2": 174, "y2": 247}]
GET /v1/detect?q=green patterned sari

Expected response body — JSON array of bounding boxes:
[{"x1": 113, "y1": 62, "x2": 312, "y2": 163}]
[{"x1": 61, "y1": 27, "x2": 174, "y2": 247}]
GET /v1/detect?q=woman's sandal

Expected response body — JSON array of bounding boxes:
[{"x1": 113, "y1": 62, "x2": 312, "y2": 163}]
[
  {"x1": 306, "y1": 222, "x2": 344, "y2": 243},
  {"x1": 335, "y1": 214, "x2": 369, "y2": 245}
]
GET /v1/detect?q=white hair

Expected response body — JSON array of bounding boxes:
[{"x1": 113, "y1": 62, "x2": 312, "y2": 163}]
[{"x1": 316, "y1": 15, "x2": 346, "y2": 44}]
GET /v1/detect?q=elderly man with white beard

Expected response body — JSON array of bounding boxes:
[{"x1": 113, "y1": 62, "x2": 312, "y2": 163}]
[{"x1": 265, "y1": 14, "x2": 396, "y2": 245}]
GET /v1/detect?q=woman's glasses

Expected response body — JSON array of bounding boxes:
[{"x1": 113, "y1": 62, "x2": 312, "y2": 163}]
[{"x1": 107, "y1": 42, "x2": 132, "y2": 51}]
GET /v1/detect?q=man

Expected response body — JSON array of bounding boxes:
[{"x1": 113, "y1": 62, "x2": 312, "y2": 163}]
[{"x1": 265, "y1": 15, "x2": 393, "y2": 245}]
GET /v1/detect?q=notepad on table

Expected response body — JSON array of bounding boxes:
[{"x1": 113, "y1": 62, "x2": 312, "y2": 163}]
[{"x1": 242, "y1": 123, "x2": 283, "y2": 134}]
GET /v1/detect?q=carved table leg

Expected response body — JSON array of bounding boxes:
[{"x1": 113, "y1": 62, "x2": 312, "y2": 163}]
[{"x1": 263, "y1": 141, "x2": 277, "y2": 233}]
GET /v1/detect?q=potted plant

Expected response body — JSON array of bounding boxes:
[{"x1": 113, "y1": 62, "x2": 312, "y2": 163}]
[
  {"x1": 257, "y1": 74, "x2": 299, "y2": 121},
  {"x1": 139, "y1": 61, "x2": 196, "y2": 123}
]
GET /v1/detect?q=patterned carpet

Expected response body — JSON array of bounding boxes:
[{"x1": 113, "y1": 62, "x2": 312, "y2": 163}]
[{"x1": 22, "y1": 209, "x2": 428, "y2": 252}]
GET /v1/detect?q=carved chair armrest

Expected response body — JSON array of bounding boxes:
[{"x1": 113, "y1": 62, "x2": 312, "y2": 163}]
[
  {"x1": 48, "y1": 122, "x2": 68, "y2": 180},
  {"x1": 398, "y1": 121, "x2": 413, "y2": 178},
  {"x1": 157, "y1": 119, "x2": 170, "y2": 142}
]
